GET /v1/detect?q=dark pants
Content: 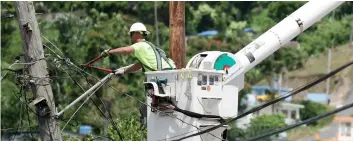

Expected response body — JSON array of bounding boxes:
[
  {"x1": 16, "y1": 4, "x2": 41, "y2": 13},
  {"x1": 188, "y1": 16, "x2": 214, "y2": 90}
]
[{"x1": 139, "y1": 104, "x2": 147, "y2": 129}]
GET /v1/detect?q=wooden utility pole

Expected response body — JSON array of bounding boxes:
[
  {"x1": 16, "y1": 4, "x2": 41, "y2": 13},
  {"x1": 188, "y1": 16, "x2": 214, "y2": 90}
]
[
  {"x1": 14, "y1": 2, "x2": 62, "y2": 141},
  {"x1": 169, "y1": 1, "x2": 185, "y2": 69},
  {"x1": 349, "y1": 21, "x2": 353, "y2": 47},
  {"x1": 326, "y1": 48, "x2": 332, "y2": 95},
  {"x1": 154, "y1": 1, "x2": 160, "y2": 47}
]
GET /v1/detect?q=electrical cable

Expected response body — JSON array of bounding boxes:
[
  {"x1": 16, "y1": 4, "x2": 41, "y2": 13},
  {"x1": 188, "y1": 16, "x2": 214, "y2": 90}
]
[
  {"x1": 41, "y1": 35, "x2": 224, "y2": 140},
  {"x1": 23, "y1": 86, "x2": 34, "y2": 139},
  {"x1": 170, "y1": 102, "x2": 225, "y2": 122},
  {"x1": 10, "y1": 86, "x2": 65, "y2": 137},
  {"x1": 3, "y1": 60, "x2": 73, "y2": 140},
  {"x1": 10, "y1": 98, "x2": 23, "y2": 141},
  {"x1": 10, "y1": 39, "x2": 351, "y2": 141},
  {"x1": 77, "y1": 67, "x2": 224, "y2": 141},
  {"x1": 89, "y1": 135, "x2": 115, "y2": 141},
  {"x1": 60, "y1": 65, "x2": 124, "y2": 141},
  {"x1": 244, "y1": 101, "x2": 353, "y2": 141},
  {"x1": 170, "y1": 60, "x2": 353, "y2": 141},
  {"x1": 71, "y1": 54, "x2": 224, "y2": 141},
  {"x1": 61, "y1": 83, "x2": 102, "y2": 131}
]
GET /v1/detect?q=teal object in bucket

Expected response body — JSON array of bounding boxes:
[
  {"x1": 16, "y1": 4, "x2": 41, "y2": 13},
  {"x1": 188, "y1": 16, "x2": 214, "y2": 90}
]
[{"x1": 214, "y1": 54, "x2": 236, "y2": 70}]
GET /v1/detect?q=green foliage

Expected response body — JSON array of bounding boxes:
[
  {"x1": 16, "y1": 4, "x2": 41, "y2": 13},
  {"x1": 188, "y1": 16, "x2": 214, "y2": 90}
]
[
  {"x1": 228, "y1": 114, "x2": 286, "y2": 141},
  {"x1": 299, "y1": 100, "x2": 333, "y2": 126},
  {"x1": 107, "y1": 115, "x2": 146, "y2": 141},
  {"x1": 299, "y1": 15, "x2": 353, "y2": 56},
  {"x1": 1, "y1": 1, "x2": 351, "y2": 139},
  {"x1": 267, "y1": 2, "x2": 305, "y2": 21},
  {"x1": 248, "y1": 114, "x2": 286, "y2": 139}
]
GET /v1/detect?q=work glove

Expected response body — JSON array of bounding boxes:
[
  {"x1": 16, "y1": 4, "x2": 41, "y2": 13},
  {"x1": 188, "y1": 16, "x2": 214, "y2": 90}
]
[
  {"x1": 114, "y1": 68, "x2": 126, "y2": 75},
  {"x1": 100, "y1": 49, "x2": 111, "y2": 58}
]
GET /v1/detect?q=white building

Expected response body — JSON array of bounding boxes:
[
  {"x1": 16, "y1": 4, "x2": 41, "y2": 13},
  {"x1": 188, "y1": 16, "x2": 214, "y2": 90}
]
[
  {"x1": 236, "y1": 101, "x2": 304, "y2": 130},
  {"x1": 254, "y1": 102, "x2": 304, "y2": 125},
  {"x1": 335, "y1": 116, "x2": 353, "y2": 141}
]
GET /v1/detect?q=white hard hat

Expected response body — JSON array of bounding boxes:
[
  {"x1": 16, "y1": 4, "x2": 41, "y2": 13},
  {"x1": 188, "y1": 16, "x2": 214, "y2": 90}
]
[{"x1": 128, "y1": 22, "x2": 150, "y2": 35}]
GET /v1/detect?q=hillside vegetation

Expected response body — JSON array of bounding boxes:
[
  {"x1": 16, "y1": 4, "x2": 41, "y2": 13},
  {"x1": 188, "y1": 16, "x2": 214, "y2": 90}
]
[
  {"x1": 288, "y1": 43, "x2": 353, "y2": 104},
  {"x1": 1, "y1": 1, "x2": 352, "y2": 139}
]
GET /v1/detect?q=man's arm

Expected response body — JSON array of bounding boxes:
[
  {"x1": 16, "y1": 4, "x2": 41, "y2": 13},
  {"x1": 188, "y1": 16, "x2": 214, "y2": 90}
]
[{"x1": 108, "y1": 46, "x2": 134, "y2": 55}]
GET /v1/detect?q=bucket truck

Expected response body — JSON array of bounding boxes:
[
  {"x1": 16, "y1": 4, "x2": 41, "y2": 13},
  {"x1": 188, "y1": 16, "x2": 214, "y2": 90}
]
[{"x1": 143, "y1": 1, "x2": 345, "y2": 141}]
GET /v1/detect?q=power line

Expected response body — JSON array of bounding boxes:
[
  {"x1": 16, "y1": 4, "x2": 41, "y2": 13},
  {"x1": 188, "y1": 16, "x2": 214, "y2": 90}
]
[
  {"x1": 41, "y1": 34, "x2": 223, "y2": 140},
  {"x1": 244, "y1": 101, "x2": 353, "y2": 141},
  {"x1": 71, "y1": 55, "x2": 223, "y2": 141},
  {"x1": 169, "y1": 59, "x2": 353, "y2": 141},
  {"x1": 60, "y1": 83, "x2": 101, "y2": 132},
  {"x1": 60, "y1": 65, "x2": 124, "y2": 141},
  {"x1": 7, "y1": 33, "x2": 353, "y2": 140},
  {"x1": 5, "y1": 66, "x2": 78, "y2": 136}
]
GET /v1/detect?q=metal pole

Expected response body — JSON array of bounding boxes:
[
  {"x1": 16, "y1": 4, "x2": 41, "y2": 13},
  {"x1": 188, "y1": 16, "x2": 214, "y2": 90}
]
[
  {"x1": 349, "y1": 22, "x2": 353, "y2": 47},
  {"x1": 327, "y1": 10, "x2": 335, "y2": 95},
  {"x1": 326, "y1": 48, "x2": 332, "y2": 95},
  {"x1": 154, "y1": 1, "x2": 160, "y2": 47},
  {"x1": 56, "y1": 73, "x2": 115, "y2": 117}
]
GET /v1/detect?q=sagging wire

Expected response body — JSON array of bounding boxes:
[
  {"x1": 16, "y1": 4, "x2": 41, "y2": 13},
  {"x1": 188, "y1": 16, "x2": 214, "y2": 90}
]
[
  {"x1": 244, "y1": 101, "x2": 353, "y2": 141},
  {"x1": 69, "y1": 51, "x2": 224, "y2": 141},
  {"x1": 10, "y1": 94, "x2": 24, "y2": 141},
  {"x1": 60, "y1": 84, "x2": 101, "y2": 132},
  {"x1": 41, "y1": 34, "x2": 224, "y2": 140},
  {"x1": 71, "y1": 52, "x2": 224, "y2": 141},
  {"x1": 2, "y1": 56, "x2": 78, "y2": 137},
  {"x1": 41, "y1": 34, "x2": 64, "y2": 56},
  {"x1": 1, "y1": 125, "x2": 38, "y2": 132},
  {"x1": 168, "y1": 59, "x2": 353, "y2": 141},
  {"x1": 42, "y1": 36, "x2": 125, "y2": 140},
  {"x1": 88, "y1": 135, "x2": 115, "y2": 141},
  {"x1": 60, "y1": 64, "x2": 124, "y2": 141},
  {"x1": 8, "y1": 86, "x2": 54, "y2": 139},
  {"x1": 1, "y1": 56, "x2": 45, "y2": 81}
]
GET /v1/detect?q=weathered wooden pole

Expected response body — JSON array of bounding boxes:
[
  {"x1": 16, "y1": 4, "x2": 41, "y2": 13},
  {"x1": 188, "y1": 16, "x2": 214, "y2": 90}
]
[
  {"x1": 14, "y1": 1, "x2": 62, "y2": 141},
  {"x1": 169, "y1": 1, "x2": 185, "y2": 69}
]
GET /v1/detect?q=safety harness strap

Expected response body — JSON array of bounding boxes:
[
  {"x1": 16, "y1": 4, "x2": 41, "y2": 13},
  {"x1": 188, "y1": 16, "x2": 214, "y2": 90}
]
[{"x1": 140, "y1": 40, "x2": 174, "y2": 72}]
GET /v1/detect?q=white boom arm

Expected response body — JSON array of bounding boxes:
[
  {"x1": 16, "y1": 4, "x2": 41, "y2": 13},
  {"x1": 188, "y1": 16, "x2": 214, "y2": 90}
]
[
  {"x1": 144, "y1": 1, "x2": 345, "y2": 141},
  {"x1": 224, "y1": 0, "x2": 344, "y2": 85}
]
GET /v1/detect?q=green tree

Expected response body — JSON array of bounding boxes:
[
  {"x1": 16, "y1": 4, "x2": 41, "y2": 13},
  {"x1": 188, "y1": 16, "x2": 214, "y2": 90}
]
[
  {"x1": 228, "y1": 114, "x2": 286, "y2": 141},
  {"x1": 107, "y1": 115, "x2": 146, "y2": 141},
  {"x1": 299, "y1": 100, "x2": 333, "y2": 126}
]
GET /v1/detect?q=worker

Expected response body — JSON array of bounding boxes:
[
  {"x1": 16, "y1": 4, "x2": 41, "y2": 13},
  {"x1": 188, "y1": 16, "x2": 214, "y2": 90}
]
[
  {"x1": 100, "y1": 22, "x2": 176, "y2": 128},
  {"x1": 100, "y1": 22, "x2": 176, "y2": 74}
]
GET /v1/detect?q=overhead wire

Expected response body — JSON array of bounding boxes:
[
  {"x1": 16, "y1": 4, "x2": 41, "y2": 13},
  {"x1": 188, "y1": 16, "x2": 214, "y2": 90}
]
[
  {"x1": 41, "y1": 34, "x2": 223, "y2": 140},
  {"x1": 72, "y1": 52, "x2": 224, "y2": 141},
  {"x1": 9, "y1": 64, "x2": 27, "y2": 141},
  {"x1": 244, "y1": 101, "x2": 353, "y2": 141},
  {"x1": 8, "y1": 33, "x2": 353, "y2": 140},
  {"x1": 60, "y1": 81, "x2": 101, "y2": 132},
  {"x1": 9, "y1": 85, "x2": 57, "y2": 137},
  {"x1": 2, "y1": 55, "x2": 78, "y2": 140},
  {"x1": 60, "y1": 64, "x2": 124, "y2": 141},
  {"x1": 168, "y1": 59, "x2": 353, "y2": 141},
  {"x1": 10, "y1": 95, "x2": 24, "y2": 141},
  {"x1": 71, "y1": 56, "x2": 224, "y2": 141}
]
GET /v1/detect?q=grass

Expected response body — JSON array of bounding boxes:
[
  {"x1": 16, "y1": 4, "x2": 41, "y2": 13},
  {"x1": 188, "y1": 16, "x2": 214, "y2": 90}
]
[
  {"x1": 254, "y1": 43, "x2": 353, "y2": 101},
  {"x1": 254, "y1": 44, "x2": 352, "y2": 140},
  {"x1": 289, "y1": 43, "x2": 353, "y2": 77},
  {"x1": 253, "y1": 43, "x2": 353, "y2": 85},
  {"x1": 287, "y1": 125, "x2": 322, "y2": 140}
]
